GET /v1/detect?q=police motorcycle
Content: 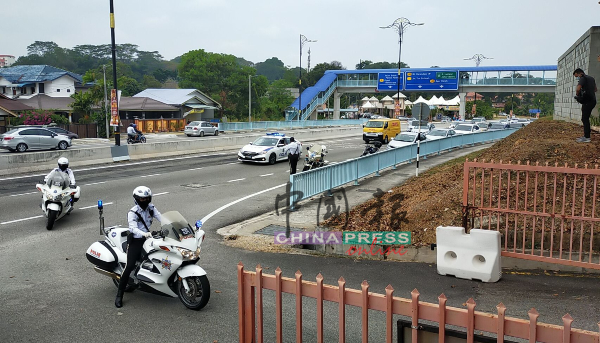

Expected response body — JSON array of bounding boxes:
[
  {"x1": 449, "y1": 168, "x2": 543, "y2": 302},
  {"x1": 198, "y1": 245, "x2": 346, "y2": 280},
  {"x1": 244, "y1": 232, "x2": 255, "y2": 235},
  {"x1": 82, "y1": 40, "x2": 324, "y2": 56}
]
[
  {"x1": 302, "y1": 144, "x2": 329, "y2": 172},
  {"x1": 86, "y1": 201, "x2": 210, "y2": 310},
  {"x1": 360, "y1": 141, "x2": 382, "y2": 157},
  {"x1": 36, "y1": 170, "x2": 81, "y2": 230}
]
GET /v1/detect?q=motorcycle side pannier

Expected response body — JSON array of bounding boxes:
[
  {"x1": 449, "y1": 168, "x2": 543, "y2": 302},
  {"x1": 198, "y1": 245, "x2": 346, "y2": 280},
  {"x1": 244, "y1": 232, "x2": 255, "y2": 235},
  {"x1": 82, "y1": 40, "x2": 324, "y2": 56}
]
[{"x1": 86, "y1": 242, "x2": 118, "y2": 271}]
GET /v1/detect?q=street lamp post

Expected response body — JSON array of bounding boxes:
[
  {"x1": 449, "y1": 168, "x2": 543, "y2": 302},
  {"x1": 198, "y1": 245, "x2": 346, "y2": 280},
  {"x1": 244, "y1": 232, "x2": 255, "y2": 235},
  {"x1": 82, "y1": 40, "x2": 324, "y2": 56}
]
[
  {"x1": 109, "y1": 0, "x2": 120, "y2": 146},
  {"x1": 299, "y1": 34, "x2": 316, "y2": 122},
  {"x1": 248, "y1": 74, "x2": 259, "y2": 125},
  {"x1": 463, "y1": 54, "x2": 493, "y2": 118},
  {"x1": 380, "y1": 18, "x2": 423, "y2": 118}
]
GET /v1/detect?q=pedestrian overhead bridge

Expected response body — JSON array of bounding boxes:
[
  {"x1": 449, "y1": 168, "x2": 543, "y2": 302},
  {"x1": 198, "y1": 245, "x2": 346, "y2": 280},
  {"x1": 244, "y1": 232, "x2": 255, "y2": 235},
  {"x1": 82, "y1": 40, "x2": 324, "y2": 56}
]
[{"x1": 287, "y1": 65, "x2": 557, "y2": 121}]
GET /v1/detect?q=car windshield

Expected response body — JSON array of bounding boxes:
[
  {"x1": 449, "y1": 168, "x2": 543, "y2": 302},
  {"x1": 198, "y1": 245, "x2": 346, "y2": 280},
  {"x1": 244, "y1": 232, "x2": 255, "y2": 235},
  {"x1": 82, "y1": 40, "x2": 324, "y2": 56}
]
[
  {"x1": 252, "y1": 137, "x2": 279, "y2": 146},
  {"x1": 365, "y1": 121, "x2": 384, "y2": 128},
  {"x1": 428, "y1": 130, "x2": 447, "y2": 137},
  {"x1": 189, "y1": 121, "x2": 201, "y2": 126},
  {"x1": 455, "y1": 125, "x2": 473, "y2": 131},
  {"x1": 394, "y1": 134, "x2": 416, "y2": 142},
  {"x1": 160, "y1": 211, "x2": 195, "y2": 241},
  {"x1": 46, "y1": 170, "x2": 69, "y2": 189},
  {"x1": 472, "y1": 118, "x2": 485, "y2": 122},
  {"x1": 489, "y1": 124, "x2": 505, "y2": 129}
]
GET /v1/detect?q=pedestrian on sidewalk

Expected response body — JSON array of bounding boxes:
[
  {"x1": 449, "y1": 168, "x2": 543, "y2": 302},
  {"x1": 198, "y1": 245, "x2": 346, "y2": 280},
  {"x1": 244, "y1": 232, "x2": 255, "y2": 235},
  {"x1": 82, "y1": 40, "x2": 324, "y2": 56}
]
[
  {"x1": 285, "y1": 137, "x2": 301, "y2": 175},
  {"x1": 573, "y1": 68, "x2": 597, "y2": 143}
]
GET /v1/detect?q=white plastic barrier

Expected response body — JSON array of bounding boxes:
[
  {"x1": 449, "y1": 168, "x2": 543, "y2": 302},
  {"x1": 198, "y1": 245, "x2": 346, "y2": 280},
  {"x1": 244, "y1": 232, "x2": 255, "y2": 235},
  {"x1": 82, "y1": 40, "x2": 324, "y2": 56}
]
[{"x1": 436, "y1": 226, "x2": 502, "y2": 283}]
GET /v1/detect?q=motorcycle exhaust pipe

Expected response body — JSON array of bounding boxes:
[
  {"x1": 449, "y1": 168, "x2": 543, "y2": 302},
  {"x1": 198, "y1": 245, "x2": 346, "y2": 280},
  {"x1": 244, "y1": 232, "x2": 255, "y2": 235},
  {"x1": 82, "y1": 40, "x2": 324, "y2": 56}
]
[{"x1": 93, "y1": 266, "x2": 120, "y2": 280}]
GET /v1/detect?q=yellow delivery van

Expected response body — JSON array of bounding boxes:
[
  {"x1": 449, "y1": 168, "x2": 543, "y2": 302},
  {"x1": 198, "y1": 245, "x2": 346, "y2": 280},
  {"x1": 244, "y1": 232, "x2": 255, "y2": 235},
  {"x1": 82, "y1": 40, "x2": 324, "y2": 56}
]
[{"x1": 362, "y1": 118, "x2": 401, "y2": 144}]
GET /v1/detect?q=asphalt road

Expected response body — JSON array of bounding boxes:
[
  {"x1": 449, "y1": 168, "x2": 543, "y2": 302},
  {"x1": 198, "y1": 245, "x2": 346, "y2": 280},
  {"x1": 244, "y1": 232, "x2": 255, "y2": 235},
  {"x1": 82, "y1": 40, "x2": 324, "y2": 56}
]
[{"x1": 1, "y1": 134, "x2": 599, "y2": 342}]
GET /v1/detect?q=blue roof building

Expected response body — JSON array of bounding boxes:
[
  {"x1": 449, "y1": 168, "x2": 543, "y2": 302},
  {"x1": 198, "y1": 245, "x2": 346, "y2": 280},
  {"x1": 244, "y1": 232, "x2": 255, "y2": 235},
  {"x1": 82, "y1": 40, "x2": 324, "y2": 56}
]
[{"x1": 0, "y1": 65, "x2": 83, "y2": 100}]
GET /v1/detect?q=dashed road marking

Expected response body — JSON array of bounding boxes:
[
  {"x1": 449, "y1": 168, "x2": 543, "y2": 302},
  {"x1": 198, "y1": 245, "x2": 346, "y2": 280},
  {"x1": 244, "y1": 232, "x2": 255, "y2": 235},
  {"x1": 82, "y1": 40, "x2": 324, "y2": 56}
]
[
  {"x1": 9, "y1": 192, "x2": 37, "y2": 197},
  {"x1": 153, "y1": 192, "x2": 169, "y2": 196},
  {"x1": 1, "y1": 215, "x2": 43, "y2": 225},
  {"x1": 140, "y1": 174, "x2": 161, "y2": 178},
  {"x1": 84, "y1": 181, "x2": 107, "y2": 186},
  {"x1": 260, "y1": 173, "x2": 273, "y2": 177},
  {"x1": 227, "y1": 178, "x2": 245, "y2": 183}
]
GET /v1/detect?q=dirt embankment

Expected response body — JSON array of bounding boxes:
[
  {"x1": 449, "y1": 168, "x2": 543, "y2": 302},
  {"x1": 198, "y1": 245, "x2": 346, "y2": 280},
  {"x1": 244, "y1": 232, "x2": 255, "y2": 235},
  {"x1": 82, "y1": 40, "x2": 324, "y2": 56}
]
[{"x1": 323, "y1": 120, "x2": 600, "y2": 246}]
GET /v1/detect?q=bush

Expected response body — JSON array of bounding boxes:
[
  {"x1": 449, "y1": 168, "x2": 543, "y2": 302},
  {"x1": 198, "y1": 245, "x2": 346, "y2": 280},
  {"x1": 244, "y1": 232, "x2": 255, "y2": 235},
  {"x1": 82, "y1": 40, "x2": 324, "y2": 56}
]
[{"x1": 11, "y1": 110, "x2": 67, "y2": 126}]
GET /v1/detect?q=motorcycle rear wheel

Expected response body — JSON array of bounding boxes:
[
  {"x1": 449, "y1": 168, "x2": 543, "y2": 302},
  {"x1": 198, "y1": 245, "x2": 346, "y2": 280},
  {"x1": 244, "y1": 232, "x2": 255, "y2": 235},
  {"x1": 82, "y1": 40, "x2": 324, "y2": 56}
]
[
  {"x1": 177, "y1": 275, "x2": 210, "y2": 310},
  {"x1": 46, "y1": 209, "x2": 57, "y2": 230}
]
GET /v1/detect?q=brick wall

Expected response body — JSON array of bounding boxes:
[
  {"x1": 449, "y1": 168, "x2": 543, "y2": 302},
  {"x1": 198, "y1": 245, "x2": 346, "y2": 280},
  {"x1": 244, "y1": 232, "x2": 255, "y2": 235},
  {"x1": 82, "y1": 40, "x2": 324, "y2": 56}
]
[{"x1": 554, "y1": 26, "x2": 600, "y2": 122}]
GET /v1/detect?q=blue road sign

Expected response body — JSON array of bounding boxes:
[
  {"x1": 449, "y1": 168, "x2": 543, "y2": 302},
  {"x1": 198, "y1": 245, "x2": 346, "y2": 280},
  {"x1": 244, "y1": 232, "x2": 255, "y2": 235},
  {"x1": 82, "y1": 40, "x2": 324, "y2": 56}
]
[
  {"x1": 405, "y1": 70, "x2": 459, "y2": 91},
  {"x1": 529, "y1": 109, "x2": 541, "y2": 113},
  {"x1": 377, "y1": 72, "x2": 405, "y2": 91}
]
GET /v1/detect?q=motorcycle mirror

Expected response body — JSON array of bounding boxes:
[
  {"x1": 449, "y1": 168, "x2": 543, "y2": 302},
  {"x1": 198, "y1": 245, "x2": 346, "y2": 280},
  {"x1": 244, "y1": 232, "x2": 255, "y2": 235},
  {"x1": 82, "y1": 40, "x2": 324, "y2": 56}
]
[{"x1": 161, "y1": 228, "x2": 169, "y2": 238}]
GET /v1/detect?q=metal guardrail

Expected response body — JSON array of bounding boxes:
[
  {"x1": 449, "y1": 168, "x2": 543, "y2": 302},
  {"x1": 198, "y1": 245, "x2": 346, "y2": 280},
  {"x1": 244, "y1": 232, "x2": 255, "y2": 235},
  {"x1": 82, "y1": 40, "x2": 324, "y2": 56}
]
[
  {"x1": 289, "y1": 129, "x2": 518, "y2": 209},
  {"x1": 218, "y1": 119, "x2": 366, "y2": 132}
]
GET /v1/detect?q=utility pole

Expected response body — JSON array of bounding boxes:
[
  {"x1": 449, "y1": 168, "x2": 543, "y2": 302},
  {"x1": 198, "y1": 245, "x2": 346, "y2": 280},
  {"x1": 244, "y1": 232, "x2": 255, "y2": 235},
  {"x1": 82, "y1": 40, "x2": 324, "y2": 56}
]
[
  {"x1": 103, "y1": 65, "x2": 109, "y2": 139},
  {"x1": 109, "y1": 0, "x2": 120, "y2": 146},
  {"x1": 299, "y1": 34, "x2": 316, "y2": 122},
  {"x1": 464, "y1": 54, "x2": 493, "y2": 118}
]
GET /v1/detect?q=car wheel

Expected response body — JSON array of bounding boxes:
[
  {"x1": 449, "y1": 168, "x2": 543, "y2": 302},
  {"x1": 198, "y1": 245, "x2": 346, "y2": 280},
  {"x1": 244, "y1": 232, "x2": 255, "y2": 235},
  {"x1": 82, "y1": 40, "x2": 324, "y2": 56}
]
[
  {"x1": 199, "y1": 131, "x2": 204, "y2": 137},
  {"x1": 214, "y1": 130, "x2": 219, "y2": 136},
  {"x1": 58, "y1": 141, "x2": 68, "y2": 150},
  {"x1": 268, "y1": 154, "x2": 276, "y2": 165},
  {"x1": 16, "y1": 143, "x2": 27, "y2": 152},
  {"x1": 186, "y1": 134, "x2": 191, "y2": 137}
]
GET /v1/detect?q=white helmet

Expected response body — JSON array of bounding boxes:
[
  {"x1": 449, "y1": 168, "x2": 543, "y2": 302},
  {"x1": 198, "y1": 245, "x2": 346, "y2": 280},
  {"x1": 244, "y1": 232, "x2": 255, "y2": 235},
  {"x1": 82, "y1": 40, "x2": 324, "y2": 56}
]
[
  {"x1": 133, "y1": 186, "x2": 152, "y2": 210},
  {"x1": 58, "y1": 157, "x2": 69, "y2": 171}
]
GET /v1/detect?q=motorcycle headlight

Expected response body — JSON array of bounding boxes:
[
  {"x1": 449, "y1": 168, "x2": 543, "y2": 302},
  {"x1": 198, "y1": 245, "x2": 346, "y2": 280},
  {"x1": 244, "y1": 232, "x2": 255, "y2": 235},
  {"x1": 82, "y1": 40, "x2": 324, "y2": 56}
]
[
  {"x1": 53, "y1": 194, "x2": 63, "y2": 201},
  {"x1": 176, "y1": 247, "x2": 201, "y2": 261}
]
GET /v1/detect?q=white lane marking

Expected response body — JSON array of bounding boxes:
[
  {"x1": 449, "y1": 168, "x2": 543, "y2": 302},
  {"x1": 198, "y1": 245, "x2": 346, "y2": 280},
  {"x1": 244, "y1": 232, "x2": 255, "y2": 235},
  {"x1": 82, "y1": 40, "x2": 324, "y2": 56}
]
[
  {"x1": 10, "y1": 191, "x2": 37, "y2": 197},
  {"x1": 79, "y1": 202, "x2": 114, "y2": 210},
  {"x1": 260, "y1": 173, "x2": 273, "y2": 177},
  {"x1": 227, "y1": 178, "x2": 245, "y2": 183},
  {"x1": 285, "y1": 170, "x2": 290, "y2": 173},
  {"x1": 0, "y1": 151, "x2": 233, "y2": 182},
  {"x1": 188, "y1": 167, "x2": 204, "y2": 171},
  {"x1": 140, "y1": 173, "x2": 161, "y2": 178},
  {"x1": 153, "y1": 192, "x2": 169, "y2": 196},
  {"x1": 201, "y1": 183, "x2": 286, "y2": 224},
  {"x1": 1, "y1": 215, "x2": 43, "y2": 225},
  {"x1": 84, "y1": 181, "x2": 107, "y2": 186},
  {"x1": 227, "y1": 162, "x2": 238, "y2": 165}
]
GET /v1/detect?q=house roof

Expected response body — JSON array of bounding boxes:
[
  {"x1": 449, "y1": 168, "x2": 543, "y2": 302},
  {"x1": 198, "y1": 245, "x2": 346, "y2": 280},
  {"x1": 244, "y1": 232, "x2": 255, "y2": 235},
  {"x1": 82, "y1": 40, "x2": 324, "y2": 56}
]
[
  {"x1": 133, "y1": 89, "x2": 222, "y2": 108},
  {"x1": 0, "y1": 65, "x2": 83, "y2": 84},
  {"x1": 0, "y1": 97, "x2": 33, "y2": 116},
  {"x1": 119, "y1": 97, "x2": 179, "y2": 111},
  {"x1": 17, "y1": 94, "x2": 74, "y2": 111}
]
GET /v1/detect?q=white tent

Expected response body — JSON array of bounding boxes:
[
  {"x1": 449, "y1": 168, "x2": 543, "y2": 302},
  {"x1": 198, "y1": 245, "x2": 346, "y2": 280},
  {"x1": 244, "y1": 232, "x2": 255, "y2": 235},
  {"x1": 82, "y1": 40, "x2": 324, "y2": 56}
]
[
  {"x1": 429, "y1": 95, "x2": 439, "y2": 106},
  {"x1": 361, "y1": 96, "x2": 370, "y2": 101},
  {"x1": 392, "y1": 92, "x2": 407, "y2": 99},
  {"x1": 445, "y1": 95, "x2": 460, "y2": 106},
  {"x1": 369, "y1": 96, "x2": 379, "y2": 102},
  {"x1": 381, "y1": 95, "x2": 394, "y2": 102},
  {"x1": 431, "y1": 96, "x2": 445, "y2": 106},
  {"x1": 361, "y1": 101, "x2": 375, "y2": 109},
  {"x1": 404, "y1": 100, "x2": 413, "y2": 106},
  {"x1": 413, "y1": 96, "x2": 428, "y2": 104}
]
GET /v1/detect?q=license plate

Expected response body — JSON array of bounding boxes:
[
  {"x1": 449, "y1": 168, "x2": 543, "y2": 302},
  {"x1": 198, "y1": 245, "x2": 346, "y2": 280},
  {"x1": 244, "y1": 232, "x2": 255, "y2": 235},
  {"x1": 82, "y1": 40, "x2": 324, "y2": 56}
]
[
  {"x1": 245, "y1": 156, "x2": 252, "y2": 159},
  {"x1": 366, "y1": 133, "x2": 377, "y2": 136}
]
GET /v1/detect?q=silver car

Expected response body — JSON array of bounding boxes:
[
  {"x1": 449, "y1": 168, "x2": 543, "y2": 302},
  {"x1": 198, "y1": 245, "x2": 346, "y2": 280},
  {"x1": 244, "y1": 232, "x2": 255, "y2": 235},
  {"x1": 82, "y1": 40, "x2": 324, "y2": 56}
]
[
  {"x1": 184, "y1": 121, "x2": 219, "y2": 137},
  {"x1": 0, "y1": 127, "x2": 72, "y2": 152}
]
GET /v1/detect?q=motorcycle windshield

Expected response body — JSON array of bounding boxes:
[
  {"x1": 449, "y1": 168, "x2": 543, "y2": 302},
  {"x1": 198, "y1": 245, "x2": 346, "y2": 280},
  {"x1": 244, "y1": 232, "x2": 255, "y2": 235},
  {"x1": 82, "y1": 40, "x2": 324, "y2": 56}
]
[
  {"x1": 46, "y1": 170, "x2": 68, "y2": 189},
  {"x1": 161, "y1": 211, "x2": 196, "y2": 242},
  {"x1": 308, "y1": 145, "x2": 324, "y2": 154}
]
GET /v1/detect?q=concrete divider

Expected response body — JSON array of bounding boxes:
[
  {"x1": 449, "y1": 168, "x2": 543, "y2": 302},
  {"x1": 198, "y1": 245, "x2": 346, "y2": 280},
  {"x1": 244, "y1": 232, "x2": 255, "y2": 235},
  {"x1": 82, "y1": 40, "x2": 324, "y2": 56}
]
[{"x1": 0, "y1": 126, "x2": 363, "y2": 176}]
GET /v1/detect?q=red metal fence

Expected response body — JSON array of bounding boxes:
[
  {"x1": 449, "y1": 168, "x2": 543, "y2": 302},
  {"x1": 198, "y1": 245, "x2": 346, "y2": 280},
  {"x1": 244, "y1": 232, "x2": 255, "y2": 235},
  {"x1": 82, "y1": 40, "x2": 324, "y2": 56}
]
[
  {"x1": 237, "y1": 263, "x2": 598, "y2": 343},
  {"x1": 462, "y1": 159, "x2": 600, "y2": 270}
]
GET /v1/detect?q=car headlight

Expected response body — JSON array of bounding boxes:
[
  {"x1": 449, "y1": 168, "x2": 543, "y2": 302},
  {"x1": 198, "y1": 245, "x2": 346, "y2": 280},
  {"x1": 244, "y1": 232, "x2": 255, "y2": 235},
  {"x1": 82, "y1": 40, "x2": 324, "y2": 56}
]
[
  {"x1": 261, "y1": 149, "x2": 270, "y2": 154},
  {"x1": 176, "y1": 247, "x2": 201, "y2": 261}
]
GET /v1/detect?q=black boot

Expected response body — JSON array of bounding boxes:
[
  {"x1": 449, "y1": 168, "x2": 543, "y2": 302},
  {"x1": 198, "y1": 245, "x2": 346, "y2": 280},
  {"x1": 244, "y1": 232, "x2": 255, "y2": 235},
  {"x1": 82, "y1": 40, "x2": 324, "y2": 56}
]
[{"x1": 115, "y1": 290, "x2": 124, "y2": 308}]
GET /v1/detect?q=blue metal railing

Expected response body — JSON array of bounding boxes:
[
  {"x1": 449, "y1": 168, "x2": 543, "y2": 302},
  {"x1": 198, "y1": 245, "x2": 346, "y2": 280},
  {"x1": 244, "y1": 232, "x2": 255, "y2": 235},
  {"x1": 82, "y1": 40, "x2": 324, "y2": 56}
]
[
  {"x1": 218, "y1": 119, "x2": 367, "y2": 132},
  {"x1": 289, "y1": 129, "x2": 517, "y2": 208}
]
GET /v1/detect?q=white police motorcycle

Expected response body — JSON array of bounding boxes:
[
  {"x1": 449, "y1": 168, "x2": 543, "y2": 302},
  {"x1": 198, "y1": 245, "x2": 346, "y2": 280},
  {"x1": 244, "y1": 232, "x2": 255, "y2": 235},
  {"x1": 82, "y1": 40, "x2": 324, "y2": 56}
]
[
  {"x1": 36, "y1": 170, "x2": 81, "y2": 230},
  {"x1": 86, "y1": 201, "x2": 210, "y2": 310}
]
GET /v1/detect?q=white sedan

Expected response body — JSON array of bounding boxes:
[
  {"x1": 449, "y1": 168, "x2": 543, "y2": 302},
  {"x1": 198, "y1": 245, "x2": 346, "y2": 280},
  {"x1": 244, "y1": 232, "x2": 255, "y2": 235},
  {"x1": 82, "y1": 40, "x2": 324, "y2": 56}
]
[
  {"x1": 387, "y1": 132, "x2": 427, "y2": 149},
  {"x1": 237, "y1": 133, "x2": 291, "y2": 164},
  {"x1": 425, "y1": 128, "x2": 456, "y2": 141},
  {"x1": 453, "y1": 123, "x2": 481, "y2": 135}
]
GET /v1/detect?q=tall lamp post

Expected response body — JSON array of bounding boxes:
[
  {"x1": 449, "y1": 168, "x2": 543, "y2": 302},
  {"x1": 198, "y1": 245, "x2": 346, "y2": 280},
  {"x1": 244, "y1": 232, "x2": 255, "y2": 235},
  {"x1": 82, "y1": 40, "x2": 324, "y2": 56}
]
[
  {"x1": 380, "y1": 18, "x2": 423, "y2": 118},
  {"x1": 248, "y1": 74, "x2": 259, "y2": 124},
  {"x1": 109, "y1": 0, "x2": 120, "y2": 146},
  {"x1": 299, "y1": 34, "x2": 316, "y2": 122},
  {"x1": 463, "y1": 54, "x2": 492, "y2": 118}
]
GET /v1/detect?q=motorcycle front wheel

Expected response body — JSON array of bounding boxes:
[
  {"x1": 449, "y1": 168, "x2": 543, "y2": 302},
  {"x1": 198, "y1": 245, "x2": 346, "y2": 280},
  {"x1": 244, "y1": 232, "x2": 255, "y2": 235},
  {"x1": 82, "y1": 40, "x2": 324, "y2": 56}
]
[
  {"x1": 140, "y1": 136, "x2": 146, "y2": 143},
  {"x1": 177, "y1": 275, "x2": 210, "y2": 310},
  {"x1": 46, "y1": 209, "x2": 58, "y2": 230},
  {"x1": 302, "y1": 165, "x2": 310, "y2": 172}
]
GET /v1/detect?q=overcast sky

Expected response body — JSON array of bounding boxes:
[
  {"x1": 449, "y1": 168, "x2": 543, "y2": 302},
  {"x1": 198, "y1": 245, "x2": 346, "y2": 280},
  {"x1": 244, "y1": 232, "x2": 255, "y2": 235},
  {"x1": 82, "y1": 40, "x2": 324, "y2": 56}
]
[{"x1": 3, "y1": 1, "x2": 599, "y2": 70}]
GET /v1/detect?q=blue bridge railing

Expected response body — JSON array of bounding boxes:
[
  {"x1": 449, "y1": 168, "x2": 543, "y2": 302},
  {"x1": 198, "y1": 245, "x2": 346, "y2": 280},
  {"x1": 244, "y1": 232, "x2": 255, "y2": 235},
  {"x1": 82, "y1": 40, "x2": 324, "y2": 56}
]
[
  {"x1": 218, "y1": 119, "x2": 366, "y2": 132},
  {"x1": 289, "y1": 129, "x2": 518, "y2": 209}
]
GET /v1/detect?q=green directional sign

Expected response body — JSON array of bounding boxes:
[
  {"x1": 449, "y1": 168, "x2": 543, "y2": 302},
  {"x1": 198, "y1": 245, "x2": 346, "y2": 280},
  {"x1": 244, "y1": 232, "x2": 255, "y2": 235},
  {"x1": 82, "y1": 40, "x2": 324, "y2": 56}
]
[{"x1": 436, "y1": 71, "x2": 457, "y2": 79}]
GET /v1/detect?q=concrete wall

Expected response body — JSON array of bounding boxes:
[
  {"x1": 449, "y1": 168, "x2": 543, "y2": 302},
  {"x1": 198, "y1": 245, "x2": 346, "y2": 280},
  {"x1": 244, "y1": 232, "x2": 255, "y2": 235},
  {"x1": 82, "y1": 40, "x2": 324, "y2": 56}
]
[
  {"x1": 0, "y1": 127, "x2": 363, "y2": 176},
  {"x1": 555, "y1": 26, "x2": 600, "y2": 122}
]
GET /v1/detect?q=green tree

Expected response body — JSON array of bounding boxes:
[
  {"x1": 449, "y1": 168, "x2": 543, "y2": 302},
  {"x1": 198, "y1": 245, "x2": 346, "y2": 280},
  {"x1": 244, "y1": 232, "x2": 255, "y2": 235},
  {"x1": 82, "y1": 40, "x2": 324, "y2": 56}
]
[
  {"x1": 306, "y1": 61, "x2": 345, "y2": 86},
  {"x1": 69, "y1": 91, "x2": 96, "y2": 117},
  {"x1": 142, "y1": 75, "x2": 162, "y2": 89},
  {"x1": 255, "y1": 57, "x2": 286, "y2": 82},
  {"x1": 118, "y1": 76, "x2": 142, "y2": 96},
  {"x1": 259, "y1": 79, "x2": 295, "y2": 120}
]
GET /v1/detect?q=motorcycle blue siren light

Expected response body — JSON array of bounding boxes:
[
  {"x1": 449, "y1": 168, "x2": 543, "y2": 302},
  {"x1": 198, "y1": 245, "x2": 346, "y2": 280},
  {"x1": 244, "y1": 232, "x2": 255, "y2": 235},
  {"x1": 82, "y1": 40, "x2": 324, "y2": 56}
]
[
  {"x1": 98, "y1": 200, "x2": 103, "y2": 209},
  {"x1": 195, "y1": 220, "x2": 203, "y2": 229}
]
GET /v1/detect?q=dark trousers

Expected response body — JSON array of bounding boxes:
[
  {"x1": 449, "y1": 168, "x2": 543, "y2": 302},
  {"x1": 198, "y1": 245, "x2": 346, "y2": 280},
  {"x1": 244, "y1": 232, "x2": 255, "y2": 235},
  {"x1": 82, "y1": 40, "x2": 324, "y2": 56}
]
[
  {"x1": 288, "y1": 154, "x2": 299, "y2": 175},
  {"x1": 582, "y1": 100, "x2": 597, "y2": 138},
  {"x1": 118, "y1": 237, "x2": 145, "y2": 291}
]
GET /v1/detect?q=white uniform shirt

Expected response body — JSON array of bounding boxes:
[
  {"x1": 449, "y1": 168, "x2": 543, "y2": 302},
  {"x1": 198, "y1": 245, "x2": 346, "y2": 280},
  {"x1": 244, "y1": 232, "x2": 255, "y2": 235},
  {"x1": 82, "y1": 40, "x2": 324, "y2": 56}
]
[
  {"x1": 285, "y1": 141, "x2": 301, "y2": 155},
  {"x1": 128, "y1": 204, "x2": 162, "y2": 238},
  {"x1": 45, "y1": 168, "x2": 75, "y2": 186},
  {"x1": 127, "y1": 126, "x2": 136, "y2": 134}
]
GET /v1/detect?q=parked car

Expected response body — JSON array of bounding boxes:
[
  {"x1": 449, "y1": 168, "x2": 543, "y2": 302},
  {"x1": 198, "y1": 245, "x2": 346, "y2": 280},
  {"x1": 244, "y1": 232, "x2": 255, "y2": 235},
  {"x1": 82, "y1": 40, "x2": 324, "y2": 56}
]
[
  {"x1": 487, "y1": 122, "x2": 510, "y2": 131},
  {"x1": 453, "y1": 123, "x2": 481, "y2": 135},
  {"x1": 426, "y1": 128, "x2": 456, "y2": 140},
  {"x1": 0, "y1": 127, "x2": 71, "y2": 152},
  {"x1": 184, "y1": 121, "x2": 219, "y2": 137},
  {"x1": 407, "y1": 119, "x2": 435, "y2": 132}
]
